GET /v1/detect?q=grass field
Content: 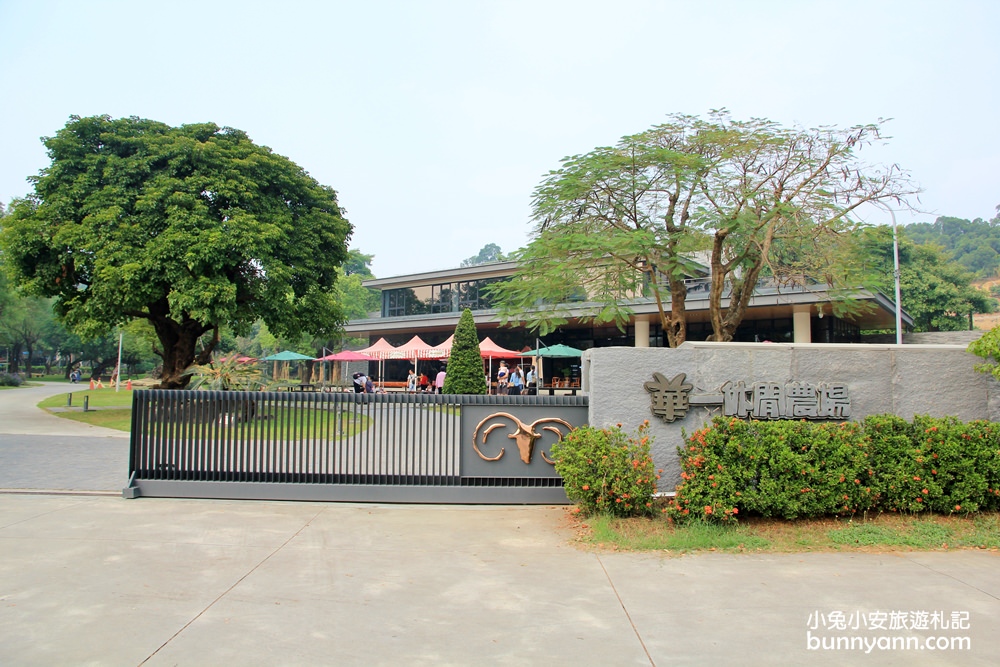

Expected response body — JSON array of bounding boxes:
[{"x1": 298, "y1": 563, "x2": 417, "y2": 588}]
[
  {"x1": 39, "y1": 389, "x2": 134, "y2": 409},
  {"x1": 572, "y1": 510, "x2": 1000, "y2": 555},
  {"x1": 37, "y1": 389, "x2": 371, "y2": 437}
]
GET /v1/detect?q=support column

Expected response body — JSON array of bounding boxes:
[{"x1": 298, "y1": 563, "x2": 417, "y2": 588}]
[
  {"x1": 634, "y1": 318, "x2": 651, "y2": 348},
  {"x1": 792, "y1": 305, "x2": 812, "y2": 344}
]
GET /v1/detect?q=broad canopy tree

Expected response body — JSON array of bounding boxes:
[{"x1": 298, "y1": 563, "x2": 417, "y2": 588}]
[
  {"x1": 859, "y1": 226, "x2": 994, "y2": 332},
  {"x1": 490, "y1": 111, "x2": 919, "y2": 346},
  {"x1": 0, "y1": 115, "x2": 352, "y2": 388}
]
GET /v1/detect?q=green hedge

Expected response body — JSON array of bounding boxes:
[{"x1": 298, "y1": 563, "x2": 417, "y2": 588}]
[
  {"x1": 552, "y1": 421, "x2": 658, "y2": 518},
  {"x1": 668, "y1": 415, "x2": 1000, "y2": 523}
]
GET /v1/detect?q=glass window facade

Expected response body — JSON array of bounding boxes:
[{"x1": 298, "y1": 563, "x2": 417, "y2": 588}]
[{"x1": 381, "y1": 277, "x2": 507, "y2": 318}]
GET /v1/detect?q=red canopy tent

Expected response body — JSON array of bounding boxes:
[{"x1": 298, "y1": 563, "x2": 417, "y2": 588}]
[
  {"x1": 478, "y1": 337, "x2": 524, "y2": 393},
  {"x1": 478, "y1": 337, "x2": 522, "y2": 359}
]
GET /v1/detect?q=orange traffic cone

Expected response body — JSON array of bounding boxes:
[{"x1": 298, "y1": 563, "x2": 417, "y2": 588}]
[
  {"x1": 126, "y1": 379, "x2": 132, "y2": 390},
  {"x1": 89, "y1": 378, "x2": 95, "y2": 390}
]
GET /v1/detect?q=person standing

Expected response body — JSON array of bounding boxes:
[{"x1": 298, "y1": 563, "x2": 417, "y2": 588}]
[
  {"x1": 435, "y1": 365, "x2": 447, "y2": 394},
  {"x1": 406, "y1": 369, "x2": 417, "y2": 393},
  {"x1": 508, "y1": 365, "x2": 524, "y2": 395},
  {"x1": 496, "y1": 361, "x2": 509, "y2": 394}
]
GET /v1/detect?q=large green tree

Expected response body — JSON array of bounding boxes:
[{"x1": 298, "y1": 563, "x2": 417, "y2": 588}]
[
  {"x1": 460, "y1": 243, "x2": 506, "y2": 267},
  {"x1": 0, "y1": 115, "x2": 352, "y2": 388},
  {"x1": 490, "y1": 111, "x2": 919, "y2": 345},
  {"x1": 859, "y1": 226, "x2": 994, "y2": 331},
  {"x1": 903, "y1": 208, "x2": 1000, "y2": 278}
]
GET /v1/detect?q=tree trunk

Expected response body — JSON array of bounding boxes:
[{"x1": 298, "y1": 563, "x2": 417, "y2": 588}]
[
  {"x1": 148, "y1": 306, "x2": 216, "y2": 389},
  {"x1": 8, "y1": 343, "x2": 22, "y2": 374},
  {"x1": 659, "y1": 274, "x2": 688, "y2": 348},
  {"x1": 89, "y1": 359, "x2": 111, "y2": 380}
]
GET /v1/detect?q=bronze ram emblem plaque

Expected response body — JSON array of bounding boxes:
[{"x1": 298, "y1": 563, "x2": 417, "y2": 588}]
[
  {"x1": 472, "y1": 412, "x2": 573, "y2": 465},
  {"x1": 461, "y1": 405, "x2": 587, "y2": 477}
]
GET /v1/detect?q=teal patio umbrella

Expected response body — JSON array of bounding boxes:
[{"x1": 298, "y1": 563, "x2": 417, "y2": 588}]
[
  {"x1": 263, "y1": 350, "x2": 314, "y2": 381},
  {"x1": 263, "y1": 350, "x2": 314, "y2": 361},
  {"x1": 519, "y1": 344, "x2": 583, "y2": 387},
  {"x1": 520, "y1": 343, "x2": 584, "y2": 357}
]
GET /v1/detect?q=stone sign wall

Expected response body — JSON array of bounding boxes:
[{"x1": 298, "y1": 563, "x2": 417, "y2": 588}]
[{"x1": 583, "y1": 342, "x2": 1000, "y2": 491}]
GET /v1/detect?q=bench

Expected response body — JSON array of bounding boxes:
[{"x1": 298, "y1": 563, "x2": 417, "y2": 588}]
[{"x1": 380, "y1": 381, "x2": 409, "y2": 392}]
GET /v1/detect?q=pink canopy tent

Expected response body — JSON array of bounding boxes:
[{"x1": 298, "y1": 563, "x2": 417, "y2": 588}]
[
  {"x1": 355, "y1": 338, "x2": 399, "y2": 388},
  {"x1": 357, "y1": 338, "x2": 398, "y2": 359},
  {"x1": 387, "y1": 335, "x2": 433, "y2": 360},
  {"x1": 386, "y1": 335, "x2": 446, "y2": 386},
  {"x1": 423, "y1": 335, "x2": 452, "y2": 359}
]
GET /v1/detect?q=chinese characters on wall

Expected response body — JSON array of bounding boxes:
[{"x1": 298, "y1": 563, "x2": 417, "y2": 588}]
[
  {"x1": 645, "y1": 373, "x2": 851, "y2": 423},
  {"x1": 721, "y1": 380, "x2": 851, "y2": 419}
]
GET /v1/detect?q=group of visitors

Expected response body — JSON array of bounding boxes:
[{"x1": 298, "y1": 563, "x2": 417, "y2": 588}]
[
  {"x1": 496, "y1": 361, "x2": 535, "y2": 395},
  {"x1": 405, "y1": 367, "x2": 447, "y2": 393},
  {"x1": 352, "y1": 372, "x2": 385, "y2": 394}
]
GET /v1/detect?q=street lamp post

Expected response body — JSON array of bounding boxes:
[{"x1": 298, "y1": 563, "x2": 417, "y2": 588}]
[{"x1": 883, "y1": 205, "x2": 903, "y2": 345}]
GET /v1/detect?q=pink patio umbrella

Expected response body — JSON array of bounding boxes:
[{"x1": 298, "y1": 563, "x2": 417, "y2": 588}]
[
  {"x1": 313, "y1": 349, "x2": 373, "y2": 387},
  {"x1": 314, "y1": 350, "x2": 374, "y2": 362}
]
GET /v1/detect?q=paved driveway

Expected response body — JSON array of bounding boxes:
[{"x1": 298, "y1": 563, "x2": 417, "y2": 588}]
[
  {"x1": 0, "y1": 383, "x2": 127, "y2": 493},
  {"x1": 1, "y1": 384, "x2": 999, "y2": 665}
]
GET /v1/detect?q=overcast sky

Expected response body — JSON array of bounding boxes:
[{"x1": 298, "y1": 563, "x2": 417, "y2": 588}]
[{"x1": 1, "y1": 1, "x2": 997, "y2": 278}]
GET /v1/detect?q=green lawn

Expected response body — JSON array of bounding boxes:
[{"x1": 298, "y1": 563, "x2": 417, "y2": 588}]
[
  {"x1": 52, "y1": 408, "x2": 134, "y2": 431},
  {"x1": 39, "y1": 389, "x2": 134, "y2": 409},
  {"x1": 576, "y1": 510, "x2": 1000, "y2": 554},
  {"x1": 38, "y1": 390, "x2": 370, "y2": 437}
]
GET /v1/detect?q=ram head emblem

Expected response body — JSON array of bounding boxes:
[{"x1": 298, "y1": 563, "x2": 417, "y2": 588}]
[{"x1": 472, "y1": 412, "x2": 573, "y2": 465}]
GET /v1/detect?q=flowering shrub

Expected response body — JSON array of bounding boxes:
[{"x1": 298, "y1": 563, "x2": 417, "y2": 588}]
[
  {"x1": 0, "y1": 373, "x2": 24, "y2": 387},
  {"x1": 669, "y1": 414, "x2": 1000, "y2": 523},
  {"x1": 551, "y1": 421, "x2": 657, "y2": 517}
]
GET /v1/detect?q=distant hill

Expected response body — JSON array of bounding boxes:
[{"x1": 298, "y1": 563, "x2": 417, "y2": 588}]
[{"x1": 903, "y1": 210, "x2": 1000, "y2": 278}]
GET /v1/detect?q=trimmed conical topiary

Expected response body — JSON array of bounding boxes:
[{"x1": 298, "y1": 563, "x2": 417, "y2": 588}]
[{"x1": 442, "y1": 308, "x2": 487, "y2": 394}]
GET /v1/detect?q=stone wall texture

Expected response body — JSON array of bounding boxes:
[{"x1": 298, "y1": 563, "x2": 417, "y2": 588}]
[
  {"x1": 862, "y1": 330, "x2": 984, "y2": 345},
  {"x1": 584, "y1": 342, "x2": 999, "y2": 491}
]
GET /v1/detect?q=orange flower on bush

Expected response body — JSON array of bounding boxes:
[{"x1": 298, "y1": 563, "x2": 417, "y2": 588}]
[{"x1": 704, "y1": 505, "x2": 713, "y2": 515}]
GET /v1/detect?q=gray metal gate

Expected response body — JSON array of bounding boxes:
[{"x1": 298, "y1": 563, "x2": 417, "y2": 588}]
[{"x1": 124, "y1": 390, "x2": 588, "y2": 503}]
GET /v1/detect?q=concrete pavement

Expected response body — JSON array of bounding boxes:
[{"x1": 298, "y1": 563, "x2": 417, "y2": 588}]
[
  {"x1": 0, "y1": 381, "x2": 129, "y2": 438},
  {"x1": 0, "y1": 384, "x2": 999, "y2": 665},
  {"x1": 2, "y1": 495, "x2": 999, "y2": 666},
  {"x1": 0, "y1": 382, "x2": 127, "y2": 494}
]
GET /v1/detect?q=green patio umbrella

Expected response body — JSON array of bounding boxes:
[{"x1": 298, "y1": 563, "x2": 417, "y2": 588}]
[
  {"x1": 263, "y1": 350, "x2": 314, "y2": 381},
  {"x1": 263, "y1": 351, "x2": 314, "y2": 361},
  {"x1": 520, "y1": 343, "x2": 583, "y2": 357},
  {"x1": 520, "y1": 344, "x2": 583, "y2": 388}
]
